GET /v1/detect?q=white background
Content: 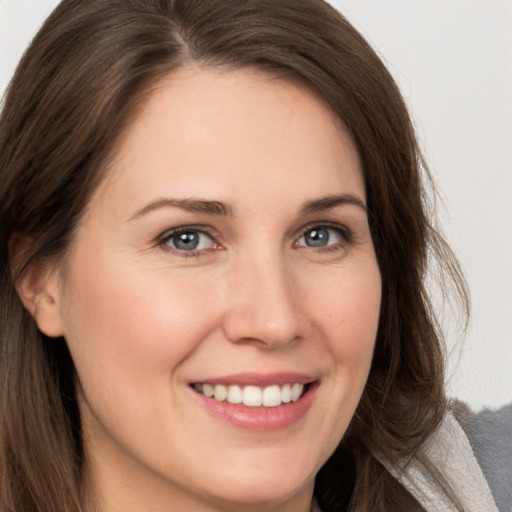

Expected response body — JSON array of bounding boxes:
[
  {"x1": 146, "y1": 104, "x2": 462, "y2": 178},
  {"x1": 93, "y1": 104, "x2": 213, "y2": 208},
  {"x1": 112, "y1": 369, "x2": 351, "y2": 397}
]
[{"x1": 1, "y1": 0, "x2": 510, "y2": 409}]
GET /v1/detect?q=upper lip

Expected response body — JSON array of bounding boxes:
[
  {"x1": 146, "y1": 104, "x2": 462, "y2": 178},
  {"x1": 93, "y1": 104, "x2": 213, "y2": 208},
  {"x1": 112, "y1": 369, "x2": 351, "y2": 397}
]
[{"x1": 190, "y1": 372, "x2": 318, "y2": 387}]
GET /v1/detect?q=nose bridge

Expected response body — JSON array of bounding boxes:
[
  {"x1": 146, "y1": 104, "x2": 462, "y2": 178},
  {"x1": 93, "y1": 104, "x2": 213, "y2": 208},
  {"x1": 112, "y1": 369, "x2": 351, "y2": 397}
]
[{"x1": 223, "y1": 247, "x2": 302, "y2": 347}]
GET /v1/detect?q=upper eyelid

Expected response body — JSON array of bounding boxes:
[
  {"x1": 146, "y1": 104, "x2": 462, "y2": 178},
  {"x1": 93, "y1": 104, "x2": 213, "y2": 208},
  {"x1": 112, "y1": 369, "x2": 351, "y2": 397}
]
[
  {"x1": 156, "y1": 226, "x2": 219, "y2": 257},
  {"x1": 157, "y1": 224, "x2": 218, "y2": 242},
  {"x1": 296, "y1": 221, "x2": 353, "y2": 239}
]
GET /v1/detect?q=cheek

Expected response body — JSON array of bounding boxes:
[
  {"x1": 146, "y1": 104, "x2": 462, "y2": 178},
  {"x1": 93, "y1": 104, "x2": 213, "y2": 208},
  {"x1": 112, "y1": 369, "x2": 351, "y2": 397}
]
[
  {"x1": 294, "y1": 260, "x2": 380, "y2": 458},
  {"x1": 305, "y1": 260, "x2": 381, "y2": 360},
  {"x1": 59, "y1": 251, "x2": 222, "y2": 393}
]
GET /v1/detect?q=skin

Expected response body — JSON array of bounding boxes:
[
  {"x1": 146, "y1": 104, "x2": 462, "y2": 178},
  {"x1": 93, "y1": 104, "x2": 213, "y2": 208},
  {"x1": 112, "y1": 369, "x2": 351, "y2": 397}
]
[{"x1": 25, "y1": 66, "x2": 382, "y2": 512}]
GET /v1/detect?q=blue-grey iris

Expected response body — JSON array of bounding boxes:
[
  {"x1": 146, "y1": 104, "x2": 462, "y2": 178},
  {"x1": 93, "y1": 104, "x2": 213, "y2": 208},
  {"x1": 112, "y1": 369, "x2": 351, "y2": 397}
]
[
  {"x1": 174, "y1": 232, "x2": 200, "y2": 250},
  {"x1": 304, "y1": 228, "x2": 329, "y2": 247}
]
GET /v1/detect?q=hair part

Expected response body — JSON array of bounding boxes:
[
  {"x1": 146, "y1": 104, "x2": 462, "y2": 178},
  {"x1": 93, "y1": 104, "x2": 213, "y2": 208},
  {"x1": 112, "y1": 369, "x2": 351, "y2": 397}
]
[{"x1": 0, "y1": 1, "x2": 469, "y2": 511}]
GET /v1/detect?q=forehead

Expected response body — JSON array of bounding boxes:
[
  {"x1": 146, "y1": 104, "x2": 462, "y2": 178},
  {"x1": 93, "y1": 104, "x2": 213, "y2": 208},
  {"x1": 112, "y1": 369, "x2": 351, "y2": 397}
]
[{"x1": 91, "y1": 65, "x2": 364, "y2": 216}]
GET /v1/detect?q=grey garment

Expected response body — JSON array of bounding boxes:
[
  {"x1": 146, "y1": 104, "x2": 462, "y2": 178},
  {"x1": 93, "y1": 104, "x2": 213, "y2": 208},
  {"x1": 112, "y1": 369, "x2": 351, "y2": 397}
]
[
  {"x1": 454, "y1": 401, "x2": 512, "y2": 512},
  {"x1": 381, "y1": 401, "x2": 511, "y2": 512}
]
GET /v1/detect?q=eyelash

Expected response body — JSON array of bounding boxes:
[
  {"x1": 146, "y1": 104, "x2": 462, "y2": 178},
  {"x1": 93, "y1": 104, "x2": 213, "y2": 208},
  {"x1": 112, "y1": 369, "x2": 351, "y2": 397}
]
[
  {"x1": 157, "y1": 225, "x2": 219, "y2": 258},
  {"x1": 296, "y1": 222, "x2": 354, "y2": 253},
  {"x1": 157, "y1": 222, "x2": 354, "y2": 258}
]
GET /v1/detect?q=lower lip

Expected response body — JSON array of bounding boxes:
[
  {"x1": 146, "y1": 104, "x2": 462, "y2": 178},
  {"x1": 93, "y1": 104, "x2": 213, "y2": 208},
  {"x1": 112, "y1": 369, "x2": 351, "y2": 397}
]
[{"x1": 191, "y1": 384, "x2": 318, "y2": 431}]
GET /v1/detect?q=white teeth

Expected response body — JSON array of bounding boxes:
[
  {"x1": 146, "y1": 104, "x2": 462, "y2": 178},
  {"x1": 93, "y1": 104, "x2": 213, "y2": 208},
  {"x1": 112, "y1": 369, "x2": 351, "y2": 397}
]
[
  {"x1": 194, "y1": 382, "x2": 306, "y2": 407},
  {"x1": 291, "y1": 383, "x2": 303, "y2": 401},
  {"x1": 262, "y1": 385, "x2": 281, "y2": 407},
  {"x1": 243, "y1": 386, "x2": 262, "y2": 406},
  {"x1": 202, "y1": 384, "x2": 214, "y2": 397},
  {"x1": 281, "y1": 383, "x2": 292, "y2": 403},
  {"x1": 227, "y1": 385, "x2": 243, "y2": 404},
  {"x1": 214, "y1": 384, "x2": 227, "y2": 402}
]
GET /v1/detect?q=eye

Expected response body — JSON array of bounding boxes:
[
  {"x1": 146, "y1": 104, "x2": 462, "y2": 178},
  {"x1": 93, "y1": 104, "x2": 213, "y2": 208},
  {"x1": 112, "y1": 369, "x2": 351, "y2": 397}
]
[
  {"x1": 159, "y1": 228, "x2": 217, "y2": 253},
  {"x1": 296, "y1": 225, "x2": 349, "y2": 249}
]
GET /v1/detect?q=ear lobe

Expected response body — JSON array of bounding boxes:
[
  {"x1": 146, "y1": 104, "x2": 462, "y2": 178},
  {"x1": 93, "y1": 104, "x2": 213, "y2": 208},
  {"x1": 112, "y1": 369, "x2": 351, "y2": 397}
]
[
  {"x1": 16, "y1": 267, "x2": 65, "y2": 338},
  {"x1": 10, "y1": 236, "x2": 65, "y2": 338}
]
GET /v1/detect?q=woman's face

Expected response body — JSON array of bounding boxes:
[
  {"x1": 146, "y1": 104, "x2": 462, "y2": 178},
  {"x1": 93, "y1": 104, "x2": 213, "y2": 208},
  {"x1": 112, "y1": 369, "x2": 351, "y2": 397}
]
[{"x1": 50, "y1": 67, "x2": 381, "y2": 511}]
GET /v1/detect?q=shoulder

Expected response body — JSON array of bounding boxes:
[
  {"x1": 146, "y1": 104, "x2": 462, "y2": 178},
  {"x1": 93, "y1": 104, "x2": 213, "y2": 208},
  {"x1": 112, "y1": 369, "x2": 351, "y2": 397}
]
[
  {"x1": 453, "y1": 401, "x2": 512, "y2": 512},
  {"x1": 381, "y1": 402, "x2": 509, "y2": 511}
]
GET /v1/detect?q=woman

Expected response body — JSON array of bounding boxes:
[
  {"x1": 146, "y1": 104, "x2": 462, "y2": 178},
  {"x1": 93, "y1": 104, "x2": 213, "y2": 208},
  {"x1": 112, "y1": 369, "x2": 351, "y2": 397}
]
[{"x1": 0, "y1": 1, "x2": 509, "y2": 511}]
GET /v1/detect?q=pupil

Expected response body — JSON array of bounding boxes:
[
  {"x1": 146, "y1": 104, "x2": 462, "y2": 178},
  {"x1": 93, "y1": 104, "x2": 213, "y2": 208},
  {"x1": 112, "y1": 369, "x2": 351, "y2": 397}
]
[
  {"x1": 175, "y1": 232, "x2": 199, "y2": 250},
  {"x1": 306, "y1": 228, "x2": 328, "y2": 247}
]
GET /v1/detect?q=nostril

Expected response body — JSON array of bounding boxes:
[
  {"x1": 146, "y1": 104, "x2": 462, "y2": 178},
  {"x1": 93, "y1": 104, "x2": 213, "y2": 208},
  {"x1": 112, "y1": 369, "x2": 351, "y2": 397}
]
[{"x1": 223, "y1": 261, "x2": 302, "y2": 347}]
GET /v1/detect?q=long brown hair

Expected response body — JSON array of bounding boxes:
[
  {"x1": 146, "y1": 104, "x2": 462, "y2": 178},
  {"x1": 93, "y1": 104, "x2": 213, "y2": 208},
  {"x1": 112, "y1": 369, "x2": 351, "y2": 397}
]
[{"x1": 0, "y1": 1, "x2": 468, "y2": 510}]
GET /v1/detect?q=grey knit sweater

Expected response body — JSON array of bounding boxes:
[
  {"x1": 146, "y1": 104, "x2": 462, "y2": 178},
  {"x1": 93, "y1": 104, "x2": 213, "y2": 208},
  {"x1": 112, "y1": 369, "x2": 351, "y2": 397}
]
[
  {"x1": 456, "y1": 401, "x2": 512, "y2": 512},
  {"x1": 385, "y1": 401, "x2": 512, "y2": 512}
]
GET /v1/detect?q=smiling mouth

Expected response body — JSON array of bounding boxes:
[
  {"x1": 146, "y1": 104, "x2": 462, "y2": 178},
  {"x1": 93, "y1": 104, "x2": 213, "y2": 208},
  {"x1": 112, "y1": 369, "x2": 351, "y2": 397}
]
[{"x1": 191, "y1": 382, "x2": 311, "y2": 408}]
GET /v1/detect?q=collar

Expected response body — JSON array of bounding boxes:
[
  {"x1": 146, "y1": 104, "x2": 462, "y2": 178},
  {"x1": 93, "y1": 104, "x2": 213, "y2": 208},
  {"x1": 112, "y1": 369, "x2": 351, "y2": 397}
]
[{"x1": 382, "y1": 410, "x2": 498, "y2": 512}]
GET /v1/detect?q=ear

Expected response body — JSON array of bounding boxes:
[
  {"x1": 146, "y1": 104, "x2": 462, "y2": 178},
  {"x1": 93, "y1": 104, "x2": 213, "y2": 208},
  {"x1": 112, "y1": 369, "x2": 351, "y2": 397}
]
[{"x1": 10, "y1": 235, "x2": 65, "y2": 338}]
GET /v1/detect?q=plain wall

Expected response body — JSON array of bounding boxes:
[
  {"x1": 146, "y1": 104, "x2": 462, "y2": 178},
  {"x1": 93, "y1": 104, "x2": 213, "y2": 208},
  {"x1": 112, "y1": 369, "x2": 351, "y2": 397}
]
[{"x1": 1, "y1": 0, "x2": 511, "y2": 409}]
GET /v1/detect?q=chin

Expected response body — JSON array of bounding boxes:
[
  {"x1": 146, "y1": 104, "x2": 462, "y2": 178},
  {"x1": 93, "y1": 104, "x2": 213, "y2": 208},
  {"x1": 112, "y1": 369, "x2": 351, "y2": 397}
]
[
  {"x1": 190, "y1": 452, "x2": 317, "y2": 507},
  {"x1": 202, "y1": 478, "x2": 311, "y2": 509}
]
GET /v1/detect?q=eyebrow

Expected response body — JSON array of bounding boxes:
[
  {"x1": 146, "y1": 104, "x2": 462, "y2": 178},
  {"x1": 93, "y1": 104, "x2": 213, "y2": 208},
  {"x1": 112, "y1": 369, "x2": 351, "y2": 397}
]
[
  {"x1": 129, "y1": 193, "x2": 366, "y2": 221},
  {"x1": 299, "y1": 194, "x2": 367, "y2": 215},
  {"x1": 129, "y1": 198, "x2": 234, "y2": 220}
]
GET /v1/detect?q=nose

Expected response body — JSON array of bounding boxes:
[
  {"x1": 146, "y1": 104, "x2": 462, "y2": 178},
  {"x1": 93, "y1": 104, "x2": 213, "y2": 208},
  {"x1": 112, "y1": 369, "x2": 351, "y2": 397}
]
[{"x1": 222, "y1": 254, "x2": 304, "y2": 349}]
